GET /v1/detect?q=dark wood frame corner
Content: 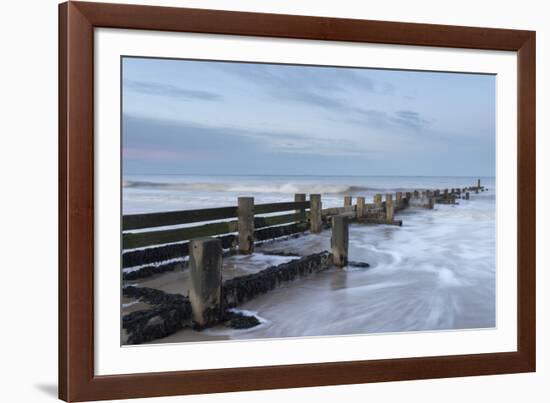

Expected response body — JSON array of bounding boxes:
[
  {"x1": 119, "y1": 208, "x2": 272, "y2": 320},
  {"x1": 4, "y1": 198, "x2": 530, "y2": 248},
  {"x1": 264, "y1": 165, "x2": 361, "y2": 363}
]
[{"x1": 59, "y1": 1, "x2": 536, "y2": 401}]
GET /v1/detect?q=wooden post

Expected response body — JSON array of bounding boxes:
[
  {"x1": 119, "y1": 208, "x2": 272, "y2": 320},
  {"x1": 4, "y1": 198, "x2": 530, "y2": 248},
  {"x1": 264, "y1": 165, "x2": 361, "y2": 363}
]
[
  {"x1": 310, "y1": 194, "x2": 322, "y2": 233},
  {"x1": 386, "y1": 193, "x2": 394, "y2": 221},
  {"x1": 405, "y1": 192, "x2": 412, "y2": 200},
  {"x1": 188, "y1": 237, "x2": 222, "y2": 327},
  {"x1": 344, "y1": 195, "x2": 352, "y2": 207},
  {"x1": 444, "y1": 189, "x2": 448, "y2": 197},
  {"x1": 477, "y1": 179, "x2": 481, "y2": 189},
  {"x1": 413, "y1": 190, "x2": 419, "y2": 198},
  {"x1": 428, "y1": 197, "x2": 435, "y2": 209},
  {"x1": 294, "y1": 193, "x2": 306, "y2": 216},
  {"x1": 465, "y1": 192, "x2": 470, "y2": 200},
  {"x1": 238, "y1": 197, "x2": 254, "y2": 254},
  {"x1": 374, "y1": 194, "x2": 383, "y2": 207},
  {"x1": 396, "y1": 192, "x2": 403, "y2": 205},
  {"x1": 356, "y1": 196, "x2": 366, "y2": 218},
  {"x1": 331, "y1": 215, "x2": 348, "y2": 267}
]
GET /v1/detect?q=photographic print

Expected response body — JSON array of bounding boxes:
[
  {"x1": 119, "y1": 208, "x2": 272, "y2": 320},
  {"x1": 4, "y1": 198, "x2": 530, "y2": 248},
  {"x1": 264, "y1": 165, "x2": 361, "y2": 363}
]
[
  {"x1": 59, "y1": 4, "x2": 536, "y2": 399},
  {"x1": 121, "y1": 57, "x2": 496, "y2": 346}
]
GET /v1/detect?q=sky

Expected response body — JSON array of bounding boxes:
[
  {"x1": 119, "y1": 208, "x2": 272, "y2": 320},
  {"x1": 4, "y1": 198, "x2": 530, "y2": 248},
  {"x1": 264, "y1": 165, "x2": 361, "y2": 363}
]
[{"x1": 122, "y1": 57, "x2": 496, "y2": 177}]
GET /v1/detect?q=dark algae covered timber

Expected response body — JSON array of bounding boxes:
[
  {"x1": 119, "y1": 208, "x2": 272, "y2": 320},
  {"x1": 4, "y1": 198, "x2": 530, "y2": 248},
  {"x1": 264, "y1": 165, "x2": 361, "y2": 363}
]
[{"x1": 222, "y1": 252, "x2": 333, "y2": 308}]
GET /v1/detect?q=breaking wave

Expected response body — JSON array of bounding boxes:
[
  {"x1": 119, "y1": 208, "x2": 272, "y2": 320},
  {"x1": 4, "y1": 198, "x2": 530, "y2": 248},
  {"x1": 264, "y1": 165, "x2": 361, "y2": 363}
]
[{"x1": 123, "y1": 180, "x2": 375, "y2": 195}]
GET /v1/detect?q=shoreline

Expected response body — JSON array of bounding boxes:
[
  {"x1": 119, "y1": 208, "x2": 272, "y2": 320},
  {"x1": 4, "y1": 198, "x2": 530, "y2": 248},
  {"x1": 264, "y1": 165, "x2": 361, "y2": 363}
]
[{"x1": 121, "y1": 187, "x2": 495, "y2": 345}]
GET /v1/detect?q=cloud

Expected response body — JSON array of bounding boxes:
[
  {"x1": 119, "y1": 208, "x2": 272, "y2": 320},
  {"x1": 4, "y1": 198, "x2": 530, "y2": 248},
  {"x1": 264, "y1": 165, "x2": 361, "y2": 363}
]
[
  {"x1": 124, "y1": 80, "x2": 221, "y2": 101},
  {"x1": 381, "y1": 81, "x2": 396, "y2": 95},
  {"x1": 222, "y1": 63, "x2": 375, "y2": 92},
  {"x1": 218, "y1": 63, "x2": 377, "y2": 110},
  {"x1": 349, "y1": 109, "x2": 391, "y2": 128},
  {"x1": 124, "y1": 114, "x2": 260, "y2": 152},
  {"x1": 390, "y1": 110, "x2": 432, "y2": 131},
  {"x1": 209, "y1": 63, "x2": 433, "y2": 133},
  {"x1": 287, "y1": 90, "x2": 345, "y2": 109},
  {"x1": 122, "y1": 113, "x2": 494, "y2": 177},
  {"x1": 123, "y1": 114, "x2": 373, "y2": 160},
  {"x1": 332, "y1": 107, "x2": 432, "y2": 134}
]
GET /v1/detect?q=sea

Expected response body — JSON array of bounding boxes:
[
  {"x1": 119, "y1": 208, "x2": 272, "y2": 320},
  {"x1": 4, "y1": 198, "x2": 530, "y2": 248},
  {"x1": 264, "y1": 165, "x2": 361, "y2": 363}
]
[{"x1": 123, "y1": 174, "x2": 496, "y2": 339}]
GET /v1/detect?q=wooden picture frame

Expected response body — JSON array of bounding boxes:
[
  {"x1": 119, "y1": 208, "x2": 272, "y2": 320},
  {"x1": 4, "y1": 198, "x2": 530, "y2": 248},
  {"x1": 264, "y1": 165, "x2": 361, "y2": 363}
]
[{"x1": 59, "y1": 1, "x2": 536, "y2": 401}]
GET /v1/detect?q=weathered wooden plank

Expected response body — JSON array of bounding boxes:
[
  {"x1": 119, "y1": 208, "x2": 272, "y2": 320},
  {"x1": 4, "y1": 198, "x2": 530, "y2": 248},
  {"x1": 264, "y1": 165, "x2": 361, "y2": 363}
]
[
  {"x1": 255, "y1": 212, "x2": 306, "y2": 229},
  {"x1": 189, "y1": 238, "x2": 223, "y2": 327},
  {"x1": 123, "y1": 201, "x2": 311, "y2": 231},
  {"x1": 322, "y1": 206, "x2": 356, "y2": 216},
  {"x1": 356, "y1": 197, "x2": 366, "y2": 218},
  {"x1": 364, "y1": 214, "x2": 386, "y2": 221},
  {"x1": 123, "y1": 221, "x2": 310, "y2": 267},
  {"x1": 339, "y1": 211, "x2": 357, "y2": 219},
  {"x1": 123, "y1": 206, "x2": 238, "y2": 230},
  {"x1": 294, "y1": 194, "x2": 306, "y2": 215},
  {"x1": 309, "y1": 194, "x2": 322, "y2": 233},
  {"x1": 238, "y1": 197, "x2": 255, "y2": 254},
  {"x1": 254, "y1": 201, "x2": 310, "y2": 214},
  {"x1": 358, "y1": 218, "x2": 403, "y2": 226},
  {"x1": 436, "y1": 198, "x2": 458, "y2": 205},
  {"x1": 123, "y1": 220, "x2": 238, "y2": 249},
  {"x1": 331, "y1": 215, "x2": 349, "y2": 267},
  {"x1": 122, "y1": 234, "x2": 237, "y2": 267},
  {"x1": 254, "y1": 222, "x2": 308, "y2": 242}
]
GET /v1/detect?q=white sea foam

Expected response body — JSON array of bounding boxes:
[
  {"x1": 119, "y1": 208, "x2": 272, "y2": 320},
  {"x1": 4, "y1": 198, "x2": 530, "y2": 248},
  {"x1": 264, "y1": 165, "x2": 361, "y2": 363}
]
[
  {"x1": 437, "y1": 268, "x2": 466, "y2": 287},
  {"x1": 124, "y1": 179, "x2": 369, "y2": 195},
  {"x1": 122, "y1": 257, "x2": 187, "y2": 273},
  {"x1": 122, "y1": 300, "x2": 140, "y2": 308}
]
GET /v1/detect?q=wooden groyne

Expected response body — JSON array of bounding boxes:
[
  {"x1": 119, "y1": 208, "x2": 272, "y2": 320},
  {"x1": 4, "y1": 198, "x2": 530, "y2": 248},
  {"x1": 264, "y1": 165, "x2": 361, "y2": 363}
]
[
  {"x1": 122, "y1": 252, "x2": 334, "y2": 343},
  {"x1": 122, "y1": 180, "x2": 487, "y2": 343}
]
